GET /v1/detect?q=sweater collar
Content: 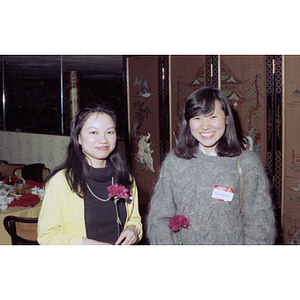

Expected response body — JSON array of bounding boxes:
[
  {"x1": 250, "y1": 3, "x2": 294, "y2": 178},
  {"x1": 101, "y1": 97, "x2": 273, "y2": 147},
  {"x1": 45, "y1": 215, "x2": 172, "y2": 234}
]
[
  {"x1": 198, "y1": 143, "x2": 218, "y2": 156},
  {"x1": 87, "y1": 164, "x2": 113, "y2": 182}
]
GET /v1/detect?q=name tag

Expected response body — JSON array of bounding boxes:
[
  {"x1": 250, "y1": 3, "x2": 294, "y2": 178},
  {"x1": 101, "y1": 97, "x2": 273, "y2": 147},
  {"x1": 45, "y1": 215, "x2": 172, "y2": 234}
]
[{"x1": 211, "y1": 185, "x2": 234, "y2": 202}]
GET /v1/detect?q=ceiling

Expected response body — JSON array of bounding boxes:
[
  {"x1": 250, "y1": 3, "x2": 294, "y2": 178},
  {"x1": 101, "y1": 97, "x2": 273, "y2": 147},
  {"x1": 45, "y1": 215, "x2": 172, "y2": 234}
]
[{"x1": 1, "y1": 55, "x2": 124, "y2": 80}]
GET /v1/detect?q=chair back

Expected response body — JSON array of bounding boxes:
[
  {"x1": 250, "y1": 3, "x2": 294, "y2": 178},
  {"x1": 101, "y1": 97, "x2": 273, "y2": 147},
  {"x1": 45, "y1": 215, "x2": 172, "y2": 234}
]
[
  {"x1": 13, "y1": 164, "x2": 50, "y2": 183},
  {"x1": 0, "y1": 164, "x2": 25, "y2": 178},
  {"x1": 3, "y1": 216, "x2": 39, "y2": 245},
  {"x1": 13, "y1": 168, "x2": 22, "y2": 181}
]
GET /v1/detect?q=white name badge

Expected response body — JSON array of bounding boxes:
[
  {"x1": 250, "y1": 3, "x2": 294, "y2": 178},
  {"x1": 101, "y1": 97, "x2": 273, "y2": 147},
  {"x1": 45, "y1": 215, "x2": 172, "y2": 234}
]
[{"x1": 211, "y1": 185, "x2": 234, "y2": 202}]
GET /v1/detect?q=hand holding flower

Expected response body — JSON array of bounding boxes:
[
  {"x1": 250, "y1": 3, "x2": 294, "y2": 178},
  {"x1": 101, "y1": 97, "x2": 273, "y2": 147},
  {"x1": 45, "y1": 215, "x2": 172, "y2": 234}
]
[{"x1": 107, "y1": 183, "x2": 129, "y2": 238}]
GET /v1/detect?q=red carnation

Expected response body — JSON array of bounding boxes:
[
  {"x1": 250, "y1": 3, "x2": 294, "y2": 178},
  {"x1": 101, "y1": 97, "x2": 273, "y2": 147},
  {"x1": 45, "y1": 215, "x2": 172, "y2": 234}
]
[
  {"x1": 168, "y1": 215, "x2": 189, "y2": 231},
  {"x1": 107, "y1": 183, "x2": 129, "y2": 237},
  {"x1": 107, "y1": 183, "x2": 129, "y2": 199}
]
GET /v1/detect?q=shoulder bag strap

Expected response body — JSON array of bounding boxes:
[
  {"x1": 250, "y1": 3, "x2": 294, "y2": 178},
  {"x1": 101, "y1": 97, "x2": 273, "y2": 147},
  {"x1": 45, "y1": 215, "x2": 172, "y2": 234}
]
[{"x1": 237, "y1": 152, "x2": 244, "y2": 226}]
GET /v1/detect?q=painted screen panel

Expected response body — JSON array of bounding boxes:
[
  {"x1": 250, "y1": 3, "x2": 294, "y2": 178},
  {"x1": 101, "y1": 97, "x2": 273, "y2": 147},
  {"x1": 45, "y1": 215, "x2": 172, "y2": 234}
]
[
  {"x1": 282, "y1": 55, "x2": 300, "y2": 244},
  {"x1": 127, "y1": 56, "x2": 160, "y2": 216},
  {"x1": 169, "y1": 55, "x2": 206, "y2": 149},
  {"x1": 220, "y1": 55, "x2": 267, "y2": 166}
]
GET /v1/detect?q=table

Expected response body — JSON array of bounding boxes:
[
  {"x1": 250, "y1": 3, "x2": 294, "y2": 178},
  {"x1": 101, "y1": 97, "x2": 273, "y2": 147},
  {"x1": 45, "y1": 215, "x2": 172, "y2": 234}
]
[{"x1": 0, "y1": 201, "x2": 42, "y2": 245}]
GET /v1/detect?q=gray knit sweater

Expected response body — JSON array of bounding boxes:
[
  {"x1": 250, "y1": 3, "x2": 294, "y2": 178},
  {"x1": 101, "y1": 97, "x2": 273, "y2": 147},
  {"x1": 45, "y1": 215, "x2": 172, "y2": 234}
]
[{"x1": 147, "y1": 149, "x2": 276, "y2": 245}]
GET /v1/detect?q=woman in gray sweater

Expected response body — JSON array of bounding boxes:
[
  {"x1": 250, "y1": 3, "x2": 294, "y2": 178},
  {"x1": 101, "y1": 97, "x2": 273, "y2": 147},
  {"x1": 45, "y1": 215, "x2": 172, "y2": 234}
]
[{"x1": 147, "y1": 87, "x2": 276, "y2": 245}]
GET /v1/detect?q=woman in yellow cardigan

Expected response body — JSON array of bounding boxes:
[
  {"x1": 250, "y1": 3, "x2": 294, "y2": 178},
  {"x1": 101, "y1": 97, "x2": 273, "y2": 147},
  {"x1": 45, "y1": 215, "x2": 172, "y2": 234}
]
[{"x1": 38, "y1": 104, "x2": 142, "y2": 245}]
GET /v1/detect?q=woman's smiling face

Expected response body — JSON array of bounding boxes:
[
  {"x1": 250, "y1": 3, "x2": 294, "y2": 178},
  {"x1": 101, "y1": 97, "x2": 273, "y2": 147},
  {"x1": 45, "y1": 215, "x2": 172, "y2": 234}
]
[
  {"x1": 78, "y1": 112, "x2": 117, "y2": 168},
  {"x1": 189, "y1": 100, "x2": 228, "y2": 154}
]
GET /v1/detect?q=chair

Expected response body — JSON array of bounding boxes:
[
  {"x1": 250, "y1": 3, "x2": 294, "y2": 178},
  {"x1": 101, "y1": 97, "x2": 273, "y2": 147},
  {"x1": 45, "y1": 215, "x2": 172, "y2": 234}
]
[
  {"x1": 3, "y1": 216, "x2": 39, "y2": 245},
  {"x1": 13, "y1": 163, "x2": 50, "y2": 183},
  {"x1": 0, "y1": 164, "x2": 25, "y2": 178}
]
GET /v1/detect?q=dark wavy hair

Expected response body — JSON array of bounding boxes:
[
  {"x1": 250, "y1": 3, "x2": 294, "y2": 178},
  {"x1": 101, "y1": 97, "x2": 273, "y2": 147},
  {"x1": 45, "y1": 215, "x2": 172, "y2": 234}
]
[
  {"x1": 45, "y1": 103, "x2": 133, "y2": 197},
  {"x1": 174, "y1": 87, "x2": 242, "y2": 159}
]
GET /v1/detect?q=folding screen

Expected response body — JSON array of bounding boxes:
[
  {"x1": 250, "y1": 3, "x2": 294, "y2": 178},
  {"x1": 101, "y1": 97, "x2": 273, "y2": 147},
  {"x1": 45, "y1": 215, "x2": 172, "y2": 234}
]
[
  {"x1": 169, "y1": 55, "x2": 207, "y2": 149},
  {"x1": 282, "y1": 56, "x2": 300, "y2": 244},
  {"x1": 126, "y1": 56, "x2": 161, "y2": 217},
  {"x1": 220, "y1": 55, "x2": 268, "y2": 165},
  {"x1": 126, "y1": 55, "x2": 285, "y2": 243},
  {"x1": 220, "y1": 56, "x2": 283, "y2": 243},
  {"x1": 266, "y1": 55, "x2": 283, "y2": 242}
]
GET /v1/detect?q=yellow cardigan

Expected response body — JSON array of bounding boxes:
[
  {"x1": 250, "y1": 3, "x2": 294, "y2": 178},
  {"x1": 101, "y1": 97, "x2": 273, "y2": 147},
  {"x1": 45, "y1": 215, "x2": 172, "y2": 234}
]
[{"x1": 37, "y1": 170, "x2": 143, "y2": 245}]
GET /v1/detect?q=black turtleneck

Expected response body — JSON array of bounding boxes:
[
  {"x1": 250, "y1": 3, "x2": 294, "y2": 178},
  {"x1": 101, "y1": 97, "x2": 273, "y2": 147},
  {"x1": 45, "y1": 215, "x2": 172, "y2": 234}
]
[{"x1": 84, "y1": 165, "x2": 126, "y2": 244}]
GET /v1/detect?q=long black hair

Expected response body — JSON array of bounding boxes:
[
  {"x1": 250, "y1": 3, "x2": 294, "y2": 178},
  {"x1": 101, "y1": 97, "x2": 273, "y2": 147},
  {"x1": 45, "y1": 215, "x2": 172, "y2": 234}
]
[
  {"x1": 174, "y1": 87, "x2": 242, "y2": 159},
  {"x1": 45, "y1": 103, "x2": 133, "y2": 197}
]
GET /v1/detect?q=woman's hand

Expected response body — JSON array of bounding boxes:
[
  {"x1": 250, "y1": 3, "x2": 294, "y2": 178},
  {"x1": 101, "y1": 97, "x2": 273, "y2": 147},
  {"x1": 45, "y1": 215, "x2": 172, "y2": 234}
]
[{"x1": 115, "y1": 225, "x2": 138, "y2": 245}]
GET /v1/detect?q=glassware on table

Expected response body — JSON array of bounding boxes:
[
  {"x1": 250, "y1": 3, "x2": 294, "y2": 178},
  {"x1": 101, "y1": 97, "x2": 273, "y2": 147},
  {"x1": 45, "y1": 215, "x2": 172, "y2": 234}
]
[
  {"x1": 15, "y1": 183, "x2": 24, "y2": 195},
  {"x1": 23, "y1": 185, "x2": 32, "y2": 194},
  {"x1": 7, "y1": 176, "x2": 14, "y2": 185}
]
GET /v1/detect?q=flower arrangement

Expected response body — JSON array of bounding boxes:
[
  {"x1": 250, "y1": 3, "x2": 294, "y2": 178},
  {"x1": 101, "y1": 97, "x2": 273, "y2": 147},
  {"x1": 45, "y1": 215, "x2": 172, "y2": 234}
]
[
  {"x1": 168, "y1": 214, "x2": 189, "y2": 245},
  {"x1": 107, "y1": 183, "x2": 129, "y2": 237}
]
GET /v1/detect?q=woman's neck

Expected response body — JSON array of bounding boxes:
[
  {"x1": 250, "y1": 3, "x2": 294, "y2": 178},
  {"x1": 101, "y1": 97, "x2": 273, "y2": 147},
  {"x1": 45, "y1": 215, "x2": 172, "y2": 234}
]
[{"x1": 87, "y1": 159, "x2": 107, "y2": 169}]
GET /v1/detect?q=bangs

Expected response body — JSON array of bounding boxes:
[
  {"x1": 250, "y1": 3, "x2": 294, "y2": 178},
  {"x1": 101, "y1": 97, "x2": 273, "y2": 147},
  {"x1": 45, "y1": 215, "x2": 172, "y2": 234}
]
[
  {"x1": 185, "y1": 96, "x2": 216, "y2": 121},
  {"x1": 195, "y1": 99, "x2": 216, "y2": 116}
]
